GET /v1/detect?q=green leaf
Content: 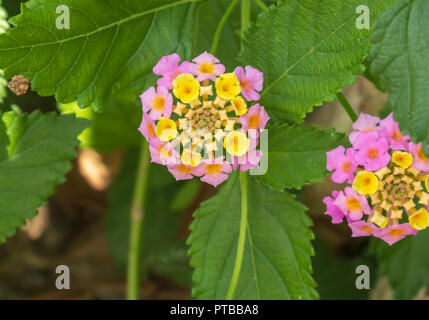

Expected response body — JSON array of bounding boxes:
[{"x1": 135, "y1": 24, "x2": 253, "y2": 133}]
[
  {"x1": 240, "y1": 0, "x2": 396, "y2": 122},
  {"x1": 59, "y1": 95, "x2": 141, "y2": 152},
  {"x1": 0, "y1": 0, "x2": 201, "y2": 111},
  {"x1": 256, "y1": 125, "x2": 347, "y2": 190},
  {"x1": 368, "y1": 0, "x2": 429, "y2": 154},
  {"x1": 0, "y1": 110, "x2": 89, "y2": 243},
  {"x1": 106, "y1": 149, "x2": 192, "y2": 287},
  {"x1": 187, "y1": 172, "x2": 318, "y2": 299},
  {"x1": 371, "y1": 228, "x2": 429, "y2": 299},
  {"x1": 2, "y1": 106, "x2": 27, "y2": 156}
]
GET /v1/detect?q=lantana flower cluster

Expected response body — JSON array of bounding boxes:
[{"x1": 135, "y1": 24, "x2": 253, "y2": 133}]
[
  {"x1": 138, "y1": 52, "x2": 269, "y2": 187},
  {"x1": 324, "y1": 113, "x2": 429, "y2": 245}
]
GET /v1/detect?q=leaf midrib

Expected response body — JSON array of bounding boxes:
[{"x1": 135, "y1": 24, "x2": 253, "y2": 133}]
[{"x1": 0, "y1": 0, "x2": 200, "y2": 52}]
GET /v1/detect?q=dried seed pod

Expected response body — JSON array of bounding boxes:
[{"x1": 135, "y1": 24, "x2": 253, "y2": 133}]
[{"x1": 8, "y1": 75, "x2": 30, "y2": 96}]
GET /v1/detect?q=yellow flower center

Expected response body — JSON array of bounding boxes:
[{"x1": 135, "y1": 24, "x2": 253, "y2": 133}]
[
  {"x1": 352, "y1": 171, "x2": 379, "y2": 195},
  {"x1": 409, "y1": 208, "x2": 429, "y2": 230},
  {"x1": 215, "y1": 73, "x2": 241, "y2": 100},
  {"x1": 346, "y1": 198, "x2": 361, "y2": 211},
  {"x1": 231, "y1": 96, "x2": 248, "y2": 116},
  {"x1": 200, "y1": 63, "x2": 214, "y2": 74},
  {"x1": 155, "y1": 117, "x2": 178, "y2": 142},
  {"x1": 173, "y1": 73, "x2": 200, "y2": 103},
  {"x1": 153, "y1": 96, "x2": 165, "y2": 110},
  {"x1": 392, "y1": 151, "x2": 413, "y2": 169},
  {"x1": 225, "y1": 131, "x2": 249, "y2": 157}
]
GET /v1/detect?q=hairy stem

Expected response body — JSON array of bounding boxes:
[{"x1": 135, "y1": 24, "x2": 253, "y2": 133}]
[
  {"x1": 126, "y1": 139, "x2": 151, "y2": 300},
  {"x1": 336, "y1": 92, "x2": 358, "y2": 122},
  {"x1": 211, "y1": 0, "x2": 240, "y2": 55},
  {"x1": 253, "y1": 0, "x2": 269, "y2": 12},
  {"x1": 226, "y1": 171, "x2": 248, "y2": 300}
]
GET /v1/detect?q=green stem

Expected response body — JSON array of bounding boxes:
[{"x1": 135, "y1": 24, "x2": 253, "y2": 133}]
[
  {"x1": 253, "y1": 0, "x2": 269, "y2": 12},
  {"x1": 210, "y1": 0, "x2": 240, "y2": 55},
  {"x1": 241, "y1": 0, "x2": 251, "y2": 50},
  {"x1": 226, "y1": 171, "x2": 248, "y2": 300},
  {"x1": 336, "y1": 92, "x2": 358, "y2": 122},
  {"x1": 126, "y1": 139, "x2": 151, "y2": 300},
  {"x1": 224, "y1": 0, "x2": 252, "y2": 301}
]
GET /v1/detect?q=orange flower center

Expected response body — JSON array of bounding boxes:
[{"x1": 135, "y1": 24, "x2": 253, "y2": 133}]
[
  {"x1": 342, "y1": 161, "x2": 352, "y2": 172},
  {"x1": 153, "y1": 96, "x2": 165, "y2": 110},
  {"x1": 240, "y1": 79, "x2": 251, "y2": 91},
  {"x1": 389, "y1": 229, "x2": 404, "y2": 238},
  {"x1": 346, "y1": 198, "x2": 361, "y2": 211},
  {"x1": 249, "y1": 115, "x2": 259, "y2": 129},
  {"x1": 178, "y1": 164, "x2": 192, "y2": 174},
  {"x1": 392, "y1": 130, "x2": 402, "y2": 141},
  {"x1": 169, "y1": 70, "x2": 181, "y2": 81},
  {"x1": 368, "y1": 148, "x2": 379, "y2": 159},
  {"x1": 418, "y1": 146, "x2": 427, "y2": 161},
  {"x1": 361, "y1": 225, "x2": 373, "y2": 233},
  {"x1": 147, "y1": 123, "x2": 156, "y2": 137},
  {"x1": 206, "y1": 164, "x2": 222, "y2": 175}
]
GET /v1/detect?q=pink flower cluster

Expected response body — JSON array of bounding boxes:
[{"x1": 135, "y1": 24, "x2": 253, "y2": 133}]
[
  {"x1": 138, "y1": 52, "x2": 269, "y2": 187},
  {"x1": 324, "y1": 113, "x2": 429, "y2": 245}
]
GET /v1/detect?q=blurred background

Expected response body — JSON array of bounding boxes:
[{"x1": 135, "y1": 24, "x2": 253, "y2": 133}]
[{"x1": 1, "y1": 0, "x2": 427, "y2": 300}]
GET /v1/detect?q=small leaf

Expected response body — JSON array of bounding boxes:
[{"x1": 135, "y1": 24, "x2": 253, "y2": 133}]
[
  {"x1": 256, "y1": 125, "x2": 347, "y2": 190},
  {"x1": 0, "y1": 0, "x2": 200, "y2": 111},
  {"x1": 240, "y1": 0, "x2": 396, "y2": 122},
  {"x1": 188, "y1": 172, "x2": 318, "y2": 299},
  {"x1": 371, "y1": 228, "x2": 429, "y2": 299},
  {"x1": 0, "y1": 110, "x2": 89, "y2": 242},
  {"x1": 368, "y1": 0, "x2": 429, "y2": 154}
]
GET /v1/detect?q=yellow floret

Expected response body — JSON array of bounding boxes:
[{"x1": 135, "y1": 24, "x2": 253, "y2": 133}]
[
  {"x1": 369, "y1": 212, "x2": 389, "y2": 228},
  {"x1": 392, "y1": 151, "x2": 413, "y2": 169},
  {"x1": 231, "y1": 96, "x2": 248, "y2": 116},
  {"x1": 409, "y1": 208, "x2": 429, "y2": 230},
  {"x1": 224, "y1": 131, "x2": 249, "y2": 157},
  {"x1": 352, "y1": 171, "x2": 379, "y2": 195},
  {"x1": 173, "y1": 73, "x2": 200, "y2": 103},
  {"x1": 181, "y1": 148, "x2": 201, "y2": 167},
  {"x1": 215, "y1": 73, "x2": 241, "y2": 100},
  {"x1": 155, "y1": 117, "x2": 178, "y2": 142}
]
